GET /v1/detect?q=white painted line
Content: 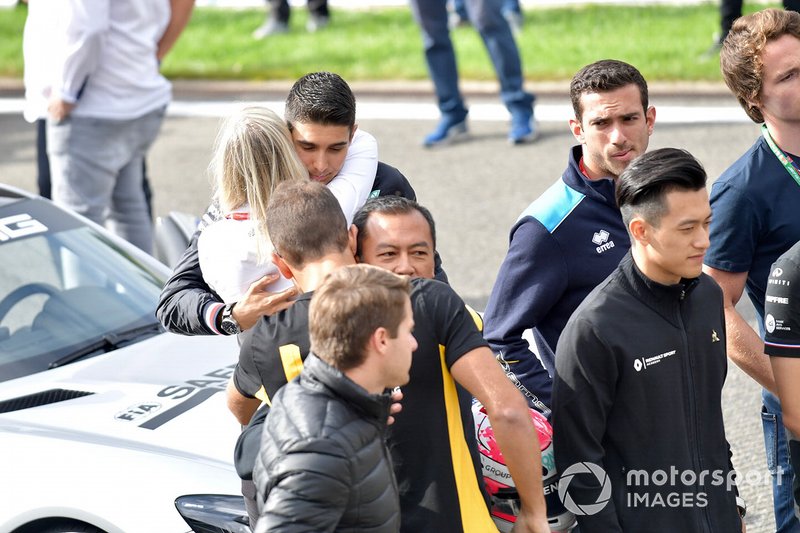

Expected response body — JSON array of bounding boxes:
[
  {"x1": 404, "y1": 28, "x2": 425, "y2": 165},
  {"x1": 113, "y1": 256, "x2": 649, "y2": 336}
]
[{"x1": 0, "y1": 98, "x2": 751, "y2": 124}]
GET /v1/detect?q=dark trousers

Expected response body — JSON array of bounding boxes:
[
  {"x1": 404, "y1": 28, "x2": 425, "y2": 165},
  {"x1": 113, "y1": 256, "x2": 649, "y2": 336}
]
[
  {"x1": 36, "y1": 119, "x2": 51, "y2": 199},
  {"x1": 268, "y1": 0, "x2": 328, "y2": 23},
  {"x1": 720, "y1": 0, "x2": 800, "y2": 38}
]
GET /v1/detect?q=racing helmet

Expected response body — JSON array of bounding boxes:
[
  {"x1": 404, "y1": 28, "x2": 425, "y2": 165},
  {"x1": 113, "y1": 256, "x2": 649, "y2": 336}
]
[{"x1": 472, "y1": 399, "x2": 576, "y2": 533}]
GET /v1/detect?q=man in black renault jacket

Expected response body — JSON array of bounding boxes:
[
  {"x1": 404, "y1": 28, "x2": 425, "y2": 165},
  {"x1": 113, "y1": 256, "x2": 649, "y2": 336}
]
[{"x1": 552, "y1": 148, "x2": 745, "y2": 532}]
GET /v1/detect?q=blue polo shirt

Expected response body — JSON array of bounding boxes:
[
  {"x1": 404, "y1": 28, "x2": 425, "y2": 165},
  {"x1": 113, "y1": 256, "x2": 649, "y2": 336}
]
[{"x1": 705, "y1": 136, "x2": 800, "y2": 325}]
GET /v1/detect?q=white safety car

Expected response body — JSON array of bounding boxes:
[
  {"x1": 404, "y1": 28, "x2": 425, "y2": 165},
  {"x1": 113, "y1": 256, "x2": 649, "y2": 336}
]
[{"x1": 0, "y1": 185, "x2": 250, "y2": 533}]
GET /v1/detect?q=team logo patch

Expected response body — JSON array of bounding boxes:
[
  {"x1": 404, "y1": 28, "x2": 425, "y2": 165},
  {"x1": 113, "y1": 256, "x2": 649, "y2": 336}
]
[
  {"x1": 766, "y1": 314, "x2": 776, "y2": 334},
  {"x1": 592, "y1": 230, "x2": 609, "y2": 245},
  {"x1": 592, "y1": 229, "x2": 615, "y2": 254}
]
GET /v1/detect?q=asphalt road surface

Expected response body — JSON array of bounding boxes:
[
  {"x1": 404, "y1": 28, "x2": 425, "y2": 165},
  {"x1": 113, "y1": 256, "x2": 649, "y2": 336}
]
[{"x1": 0, "y1": 86, "x2": 780, "y2": 531}]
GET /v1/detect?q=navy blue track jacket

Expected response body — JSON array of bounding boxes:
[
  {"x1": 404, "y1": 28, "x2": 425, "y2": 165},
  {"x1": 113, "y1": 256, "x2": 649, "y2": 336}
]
[{"x1": 483, "y1": 145, "x2": 630, "y2": 408}]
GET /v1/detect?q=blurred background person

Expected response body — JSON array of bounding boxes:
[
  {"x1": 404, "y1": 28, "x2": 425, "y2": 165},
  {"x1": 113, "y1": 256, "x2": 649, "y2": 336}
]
[
  {"x1": 450, "y1": 0, "x2": 523, "y2": 34},
  {"x1": 25, "y1": 0, "x2": 194, "y2": 254},
  {"x1": 409, "y1": 0, "x2": 536, "y2": 147},
  {"x1": 703, "y1": 0, "x2": 799, "y2": 56},
  {"x1": 252, "y1": 0, "x2": 329, "y2": 38}
]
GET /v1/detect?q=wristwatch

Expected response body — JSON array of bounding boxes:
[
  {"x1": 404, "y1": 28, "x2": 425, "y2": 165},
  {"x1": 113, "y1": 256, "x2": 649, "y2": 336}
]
[{"x1": 219, "y1": 303, "x2": 242, "y2": 335}]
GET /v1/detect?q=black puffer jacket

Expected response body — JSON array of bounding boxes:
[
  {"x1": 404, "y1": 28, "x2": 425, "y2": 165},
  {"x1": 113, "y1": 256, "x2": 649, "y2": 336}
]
[{"x1": 254, "y1": 354, "x2": 400, "y2": 533}]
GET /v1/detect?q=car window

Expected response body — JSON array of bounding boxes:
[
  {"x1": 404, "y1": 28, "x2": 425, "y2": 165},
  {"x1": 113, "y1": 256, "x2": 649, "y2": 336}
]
[{"x1": 0, "y1": 199, "x2": 168, "y2": 381}]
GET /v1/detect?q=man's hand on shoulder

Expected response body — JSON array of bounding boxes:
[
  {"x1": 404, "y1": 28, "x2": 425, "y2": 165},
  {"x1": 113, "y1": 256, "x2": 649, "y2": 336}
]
[{"x1": 233, "y1": 274, "x2": 298, "y2": 330}]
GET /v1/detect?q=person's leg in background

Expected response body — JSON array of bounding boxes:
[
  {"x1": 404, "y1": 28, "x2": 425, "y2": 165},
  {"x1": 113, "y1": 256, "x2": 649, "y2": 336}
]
[
  {"x1": 47, "y1": 116, "x2": 124, "y2": 229},
  {"x1": 305, "y1": 0, "x2": 329, "y2": 32},
  {"x1": 409, "y1": 0, "x2": 469, "y2": 147},
  {"x1": 465, "y1": 0, "x2": 536, "y2": 144},
  {"x1": 142, "y1": 159, "x2": 153, "y2": 221},
  {"x1": 501, "y1": 0, "x2": 523, "y2": 34},
  {"x1": 719, "y1": 0, "x2": 743, "y2": 42},
  {"x1": 784, "y1": 0, "x2": 800, "y2": 16},
  {"x1": 787, "y1": 428, "x2": 800, "y2": 520},
  {"x1": 450, "y1": 0, "x2": 471, "y2": 28},
  {"x1": 47, "y1": 111, "x2": 158, "y2": 254},
  {"x1": 35, "y1": 118, "x2": 51, "y2": 199},
  {"x1": 107, "y1": 107, "x2": 165, "y2": 254},
  {"x1": 700, "y1": 0, "x2": 741, "y2": 57},
  {"x1": 39, "y1": 117, "x2": 154, "y2": 218},
  {"x1": 762, "y1": 389, "x2": 800, "y2": 532},
  {"x1": 253, "y1": 0, "x2": 289, "y2": 39}
]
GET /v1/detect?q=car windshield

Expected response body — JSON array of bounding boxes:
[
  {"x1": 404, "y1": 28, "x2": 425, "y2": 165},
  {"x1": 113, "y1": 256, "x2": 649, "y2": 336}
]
[{"x1": 0, "y1": 198, "x2": 168, "y2": 382}]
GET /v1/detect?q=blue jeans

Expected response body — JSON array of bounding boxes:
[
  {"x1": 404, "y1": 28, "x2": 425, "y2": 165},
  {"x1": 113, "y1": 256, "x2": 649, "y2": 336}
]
[
  {"x1": 409, "y1": 0, "x2": 534, "y2": 122},
  {"x1": 453, "y1": 0, "x2": 521, "y2": 18},
  {"x1": 762, "y1": 389, "x2": 800, "y2": 532}
]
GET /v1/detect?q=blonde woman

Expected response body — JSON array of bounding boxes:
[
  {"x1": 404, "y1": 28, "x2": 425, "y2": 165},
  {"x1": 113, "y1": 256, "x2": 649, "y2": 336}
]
[
  {"x1": 197, "y1": 106, "x2": 308, "y2": 304},
  {"x1": 197, "y1": 105, "x2": 377, "y2": 305}
]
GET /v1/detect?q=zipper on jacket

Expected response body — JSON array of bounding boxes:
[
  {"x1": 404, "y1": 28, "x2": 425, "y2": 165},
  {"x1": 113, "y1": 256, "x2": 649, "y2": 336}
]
[{"x1": 676, "y1": 296, "x2": 713, "y2": 533}]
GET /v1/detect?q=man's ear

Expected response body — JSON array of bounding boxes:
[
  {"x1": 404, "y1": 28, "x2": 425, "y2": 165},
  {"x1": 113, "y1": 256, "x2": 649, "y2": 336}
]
[
  {"x1": 628, "y1": 217, "x2": 649, "y2": 247},
  {"x1": 745, "y1": 98, "x2": 761, "y2": 117},
  {"x1": 646, "y1": 106, "x2": 656, "y2": 135},
  {"x1": 350, "y1": 123, "x2": 358, "y2": 143},
  {"x1": 348, "y1": 225, "x2": 359, "y2": 260},
  {"x1": 272, "y1": 251, "x2": 295, "y2": 280},
  {"x1": 371, "y1": 326, "x2": 389, "y2": 355},
  {"x1": 569, "y1": 118, "x2": 584, "y2": 143}
]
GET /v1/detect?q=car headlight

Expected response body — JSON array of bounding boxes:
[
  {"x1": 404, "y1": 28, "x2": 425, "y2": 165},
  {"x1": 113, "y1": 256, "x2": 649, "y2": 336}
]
[{"x1": 175, "y1": 494, "x2": 251, "y2": 533}]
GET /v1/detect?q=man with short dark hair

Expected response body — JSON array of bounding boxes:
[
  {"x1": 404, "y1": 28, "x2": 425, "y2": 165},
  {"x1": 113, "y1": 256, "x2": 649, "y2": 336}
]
[
  {"x1": 352, "y1": 195, "x2": 438, "y2": 280},
  {"x1": 231, "y1": 182, "x2": 550, "y2": 533},
  {"x1": 483, "y1": 59, "x2": 656, "y2": 409},
  {"x1": 156, "y1": 71, "x2": 415, "y2": 336},
  {"x1": 253, "y1": 264, "x2": 412, "y2": 533},
  {"x1": 553, "y1": 148, "x2": 743, "y2": 531},
  {"x1": 703, "y1": 9, "x2": 800, "y2": 531}
]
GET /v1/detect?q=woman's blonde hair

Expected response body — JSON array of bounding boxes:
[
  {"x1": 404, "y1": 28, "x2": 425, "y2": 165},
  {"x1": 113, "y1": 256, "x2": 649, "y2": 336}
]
[{"x1": 209, "y1": 106, "x2": 307, "y2": 260}]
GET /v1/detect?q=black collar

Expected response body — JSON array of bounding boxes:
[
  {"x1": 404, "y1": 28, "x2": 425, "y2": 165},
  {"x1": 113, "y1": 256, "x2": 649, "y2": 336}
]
[
  {"x1": 303, "y1": 354, "x2": 393, "y2": 423},
  {"x1": 617, "y1": 252, "x2": 700, "y2": 327}
]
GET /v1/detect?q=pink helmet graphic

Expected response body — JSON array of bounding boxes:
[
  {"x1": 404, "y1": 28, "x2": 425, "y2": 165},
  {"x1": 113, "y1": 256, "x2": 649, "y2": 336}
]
[{"x1": 472, "y1": 399, "x2": 576, "y2": 532}]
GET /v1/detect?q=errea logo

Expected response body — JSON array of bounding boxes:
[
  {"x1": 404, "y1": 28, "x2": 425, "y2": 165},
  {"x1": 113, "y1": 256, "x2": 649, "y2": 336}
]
[
  {"x1": 592, "y1": 229, "x2": 615, "y2": 254},
  {"x1": 592, "y1": 230, "x2": 609, "y2": 245}
]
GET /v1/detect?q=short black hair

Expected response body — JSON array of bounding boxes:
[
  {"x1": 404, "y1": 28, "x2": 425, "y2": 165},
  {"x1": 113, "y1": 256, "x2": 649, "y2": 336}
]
[
  {"x1": 616, "y1": 148, "x2": 707, "y2": 228},
  {"x1": 570, "y1": 60, "x2": 649, "y2": 122},
  {"x1": 352, "y1": 196, "x2": 437, "y2": 258},
  {"x1": 284, "y1": 72, "x2": 356, "y2": 131}
]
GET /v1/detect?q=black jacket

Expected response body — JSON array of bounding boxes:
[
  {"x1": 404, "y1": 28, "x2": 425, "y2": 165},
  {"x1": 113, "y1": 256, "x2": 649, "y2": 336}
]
[
  {"x1": 155, "y1": 162, "x2": 439, "y2": 336},
  {"x1": 552, "y1": 253, "x2": 740, "y2": 532},
  {"x1": 253, "y1": 354, "x2": 400, "y2": 533}
]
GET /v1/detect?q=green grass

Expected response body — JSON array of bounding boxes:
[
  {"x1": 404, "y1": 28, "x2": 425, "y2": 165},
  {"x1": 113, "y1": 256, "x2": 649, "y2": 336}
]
[{"x1": 0, "y1": 2, "x2": 782, "y2": 82}]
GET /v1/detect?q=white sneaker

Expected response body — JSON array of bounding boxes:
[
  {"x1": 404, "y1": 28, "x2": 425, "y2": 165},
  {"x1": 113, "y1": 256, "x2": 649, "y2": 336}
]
[
  {"x1": 252, "y1": 19, "x2": 288, "y2": 40},
  {"x1": 306, "y1": 15, "x2": 329, "y2": 32}
]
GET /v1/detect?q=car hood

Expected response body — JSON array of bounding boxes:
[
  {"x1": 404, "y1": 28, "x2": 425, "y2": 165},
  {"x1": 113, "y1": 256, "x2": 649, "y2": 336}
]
[{"x1": 0, "y1": 331, "x2": 242, "y2": 467}]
